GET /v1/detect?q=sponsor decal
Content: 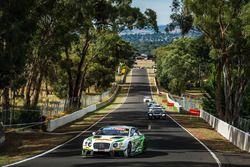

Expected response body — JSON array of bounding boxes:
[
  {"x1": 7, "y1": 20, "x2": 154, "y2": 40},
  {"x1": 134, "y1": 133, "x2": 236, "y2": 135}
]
[{"x1": 95, "y1": 138, "x2": 112, "y2": 141}]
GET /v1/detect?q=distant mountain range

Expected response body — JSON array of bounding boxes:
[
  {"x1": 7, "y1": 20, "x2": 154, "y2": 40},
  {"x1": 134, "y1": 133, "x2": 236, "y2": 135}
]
[
  {"x1": 120, "y1": 25, "x2": 201, "y2": 44},
  {"x1": 119, "y1": 25, "x2": 168, "y2": 35}
]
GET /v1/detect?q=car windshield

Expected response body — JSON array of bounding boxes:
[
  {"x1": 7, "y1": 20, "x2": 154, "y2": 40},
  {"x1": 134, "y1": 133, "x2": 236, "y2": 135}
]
[
  {"x1": 152, "y1": 104, "x2": 161, "y2": 108},
  {"x1": 152, "y1": 109, "x2": 163, "y2": 113},
  {"x1": 95, "y1": 127, "x2": 129, "y2": 136}
]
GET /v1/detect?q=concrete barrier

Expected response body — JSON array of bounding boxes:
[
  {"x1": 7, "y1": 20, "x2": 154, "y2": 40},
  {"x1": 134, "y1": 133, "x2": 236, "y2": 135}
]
[
  {"x1": 47, "y1": 86, "x2": 120, "y2": 132},
  {"x1": 96, "y1": 86, "x2": 120, "y2": 110},
  {"x1": 200, "y1": 110, "x2": 250, "y2": 152}
]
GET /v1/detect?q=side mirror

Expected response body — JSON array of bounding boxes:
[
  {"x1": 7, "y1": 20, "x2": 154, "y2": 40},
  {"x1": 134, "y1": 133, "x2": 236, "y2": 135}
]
[
  {"x1": 133, "y1": 133, "x2": 138, "y2": 137},
  {"x1": 92, "y1": 132, "x2": 96, "y2": 136}
]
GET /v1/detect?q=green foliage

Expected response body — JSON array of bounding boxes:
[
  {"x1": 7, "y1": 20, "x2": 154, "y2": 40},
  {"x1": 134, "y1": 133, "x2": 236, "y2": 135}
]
[
  {"x1": 154, "y1": 37, "x2": 210, "y2": 95},
  {"x1": 186, "y1": 0, "x2": 250, "y2": 122},
  {"x1": 0, "y1": 0, "x2": 35, "y2": 89},
  {"x1": 242, "y1": 85, "x2": 250, "y2": 118},
  {"x1": 166, "y1": 0, "x2": 193, "y2": 36}
]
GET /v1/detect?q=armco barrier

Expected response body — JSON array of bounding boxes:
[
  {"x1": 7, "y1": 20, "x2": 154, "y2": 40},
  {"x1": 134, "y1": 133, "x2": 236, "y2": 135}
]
[
  {"x1": 200, "y1": 110, "x2": 250, "y2": 152},
  {"x1": 47, "y1": 86, "x2": 120, "y2": 132}
]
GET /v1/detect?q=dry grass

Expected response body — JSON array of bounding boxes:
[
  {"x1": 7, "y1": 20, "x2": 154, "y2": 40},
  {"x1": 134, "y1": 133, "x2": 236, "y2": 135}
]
[
  {"x1": 172, "y1": 114, "x2": 244, "y2": 153},
  {"x1": 0, "y1": 71, "x2": 132, "y2": 166}
]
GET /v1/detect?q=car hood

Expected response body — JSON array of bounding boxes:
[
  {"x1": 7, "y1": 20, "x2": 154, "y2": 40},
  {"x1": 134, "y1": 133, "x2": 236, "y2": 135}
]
[{"x1": 89, "y1": 135, "x2": 128, "y2": 143}]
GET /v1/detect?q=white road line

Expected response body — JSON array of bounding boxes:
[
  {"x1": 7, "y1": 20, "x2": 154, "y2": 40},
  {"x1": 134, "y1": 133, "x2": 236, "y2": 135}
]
[
  {"x1": 146, "y1": 68, "x2": 222, "y2": 167},
  {"x1": 3, "y1": 70, "x2": 133, "y2": 167},
  {"x1": 148, "y1": 124, "x2": 151, "y2": 130},
  {"x1": 167, "y1": 114, "x2": 222, "y2": 167}
]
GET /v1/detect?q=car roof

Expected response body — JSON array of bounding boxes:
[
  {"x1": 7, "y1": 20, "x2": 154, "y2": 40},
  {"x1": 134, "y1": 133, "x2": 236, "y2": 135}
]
[{"x1": 152, "y1": 108, "x2": 163, "y2": 111}]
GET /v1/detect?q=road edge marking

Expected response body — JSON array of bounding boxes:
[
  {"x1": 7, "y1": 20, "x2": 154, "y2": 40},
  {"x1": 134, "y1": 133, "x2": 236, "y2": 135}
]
[
  {"x1": 167, "y1": 114, "x2": 222, "y2": 167},
  {"x1": 146, "y1": 68, "x2": 222, "y2": 167},
  {"x1": 3, "y1": 70, "x2": 133, "y2": 167}
]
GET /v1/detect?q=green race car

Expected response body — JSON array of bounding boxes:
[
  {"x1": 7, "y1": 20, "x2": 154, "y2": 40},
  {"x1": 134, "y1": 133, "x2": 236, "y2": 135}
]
[{"x1": 82, "y1": 125, "x2": 146, "y2": 157}]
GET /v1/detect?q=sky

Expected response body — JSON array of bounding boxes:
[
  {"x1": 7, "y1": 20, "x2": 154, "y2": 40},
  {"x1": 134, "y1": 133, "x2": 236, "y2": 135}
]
[{"x1": 132, "y1": 0, "x2": 173, "y2": 25}]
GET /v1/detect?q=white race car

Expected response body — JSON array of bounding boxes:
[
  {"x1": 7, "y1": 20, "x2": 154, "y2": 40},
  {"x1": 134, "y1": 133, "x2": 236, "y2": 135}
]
[
  {"x1": 82, "y1": 125, "x2": 146, "y2": 157},
  {"x1": 143, "y1": 96, "x2": 152, "y2": 103},
  {"x1": 148, "y1": 104, "x2": 165, "y2": 112}
]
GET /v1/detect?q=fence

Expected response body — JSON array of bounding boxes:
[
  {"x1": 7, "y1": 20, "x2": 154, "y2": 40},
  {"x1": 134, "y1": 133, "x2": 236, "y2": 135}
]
[
  {"x1": 171, "y1": 94, "x2": 250, "y2": 133},
  {"x1": 47, "y1": 85, "x2": 120, "y2": 131},
  {"x1": 0, "y1": 85, "x2": 117, "y2": 127},
  {"x1": 172, "y1": 95, "x2": 202, "y2": 111},
  {"x1": 237, "y1": 117, "x2": 250, "y2": 133},
  {"x1": 0, "y1": 122, "x2": 5, "y2": 145}
]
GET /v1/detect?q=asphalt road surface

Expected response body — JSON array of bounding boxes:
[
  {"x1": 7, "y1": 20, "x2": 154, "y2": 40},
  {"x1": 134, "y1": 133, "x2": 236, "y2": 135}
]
[{"x1": 11, "y1": 69, "x2": 220, "y2": 167}]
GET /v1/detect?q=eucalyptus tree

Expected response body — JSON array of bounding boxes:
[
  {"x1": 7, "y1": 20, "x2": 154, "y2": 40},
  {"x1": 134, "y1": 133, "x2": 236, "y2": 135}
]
[
  {"x1": 54, "y1": 0, "x2": 158, "y2": 108},
  {"x1": 0, "y1": 0, "x2": 37, "y2": 123},
  {"x1": 153, "y1": 37, "x2": 209, "y2": 95},
  {"x1": 186, "y1": 0, "x2": 250, "y2": 123},
  {"x1": 24, "y1": 0, "x2": 62, "y2": 107},
  {"x1": 166, "y1": 0, "x2": 193, "y2": 36}
]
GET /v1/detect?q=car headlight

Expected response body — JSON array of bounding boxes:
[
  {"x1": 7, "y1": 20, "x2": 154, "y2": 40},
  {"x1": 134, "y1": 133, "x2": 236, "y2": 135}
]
[
  {"x1": 113, "y1": 142, "x2": 118, "y2": 148},
  {"x1": 83, "y1": 140, "x2": 88, "y2": 146},
  {"x1": 162, "y1": 114, "x2": 166, "y2": 116},
  {"x1": 88, "y1": 141, "x2": 92, "y2": 147},
  {"x1": 149, "y1": 113, "x2": 152, "y2": 116}
]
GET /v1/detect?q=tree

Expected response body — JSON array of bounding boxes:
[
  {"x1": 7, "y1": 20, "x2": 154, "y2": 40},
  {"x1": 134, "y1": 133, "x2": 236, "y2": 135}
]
[
  {"x1": 186, "y1": 0, "x2": 250, "y2": 123},
  {"x1": 166, "y1": 0, "x2": 193, "y2": 36},
  {"x1": 0, "y1": 0, "x2": 36, "y2": 123},
  {"x1": 153, "y1": 37, "x2": 209, "y2": 95},
  {"x1": 55, "y1": 0, "x2": 158, "y2": 108}
]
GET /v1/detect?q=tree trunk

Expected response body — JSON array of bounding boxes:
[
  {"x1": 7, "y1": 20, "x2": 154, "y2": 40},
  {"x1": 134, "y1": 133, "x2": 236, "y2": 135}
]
[
  {"x1": 20, "y1": 86, "x2": 25, "y2": 98},
  {"x1": 25, "y1": 63, "x2": 38, "y2": 107},
  {"x1": 25, "y1": 77, "x2": 33, "y2": 107},
  {"x1": 64, "y1": 46, "x2": 74, "y2": 98},
  {"x1": 73, "y1": 31, "x2": 90, "y2": 98},
  {"x1": 215, "y1": 60, "x2": 224, "y2": 120},
  {"x1": 69, "y1": 32, "x2": 91, "y2": 108},
  {"x1": 31, "y1": 71, "x2": 43, "y2": 107},
  {"x1": 2, "y1": 88, "x2": 10, "y2": 124}
]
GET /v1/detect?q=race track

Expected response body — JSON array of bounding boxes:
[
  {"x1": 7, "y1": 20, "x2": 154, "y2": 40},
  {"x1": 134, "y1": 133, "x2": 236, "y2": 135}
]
[{"x1": 11, "y1": 69, "x2": 219, "y2": 167}]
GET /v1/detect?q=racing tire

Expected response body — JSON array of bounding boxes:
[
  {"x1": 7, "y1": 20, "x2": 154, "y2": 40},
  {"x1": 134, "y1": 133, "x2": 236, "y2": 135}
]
[
  {"x1": 124, "y1": 142, "x2": 132, "y2": 157},
  {"x1": 82, "y1": 150, "x2": 88, "y2": 158},
  {"x1": 110, "y1": 151, "x2": 115, "y2": 157}
]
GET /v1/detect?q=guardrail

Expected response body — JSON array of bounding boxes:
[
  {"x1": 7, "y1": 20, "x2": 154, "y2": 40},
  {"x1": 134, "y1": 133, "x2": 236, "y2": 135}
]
[
  {"x1": 47, "y1": 84, "x2": 120, "y2": 132},
  {"x1": 166, "y1": 93, "x2": 250, "y2": 152},
  {"x1": 201, "y1": 110, "x2": 250, "y2": 152}
]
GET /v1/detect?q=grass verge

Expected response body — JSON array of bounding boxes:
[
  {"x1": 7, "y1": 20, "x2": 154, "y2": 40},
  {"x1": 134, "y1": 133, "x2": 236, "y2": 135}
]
[
  {"x1": 171, "y1": 114, "x2": 243, "y2": 153},
  {"x1": 0, "y1": 71, "x2": 132, "y2": 166}
]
